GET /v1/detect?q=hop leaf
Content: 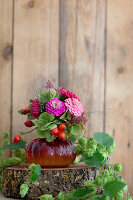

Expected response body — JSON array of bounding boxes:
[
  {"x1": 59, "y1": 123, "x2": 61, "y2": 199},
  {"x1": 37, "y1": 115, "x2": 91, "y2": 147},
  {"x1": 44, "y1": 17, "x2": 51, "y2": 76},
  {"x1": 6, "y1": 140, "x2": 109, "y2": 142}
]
[
  {"x1": 103, "y1": 180, "x2": 126, "y2": 197},
  {"x1": 0, "y1": 140, "x2": 26, "y2": 151},
  {"x1": 30, "y1": 172, "x2": 38, "y2": 182},
  {"x1": 20, "y1": 182, "x2": 29, "y2": 198},
  {"x1": 94, "y1": 132, "x2": 114, "y2": 147},
  {"x1": 106, "y1": 142, "x2": 116, "y2": 155},
  {"x1": 73, "y1": 156, "x2": 79, "y2": 164},
  {"x1": 35, "y1": 164, "x2": 41, "y2": 176}
]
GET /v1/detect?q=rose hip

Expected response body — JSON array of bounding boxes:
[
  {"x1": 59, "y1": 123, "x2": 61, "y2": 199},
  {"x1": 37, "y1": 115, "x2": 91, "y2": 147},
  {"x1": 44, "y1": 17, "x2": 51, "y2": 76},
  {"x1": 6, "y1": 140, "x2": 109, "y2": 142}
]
[{"x1": 14, "y1": 135, "x2": 21, "y2": 143}]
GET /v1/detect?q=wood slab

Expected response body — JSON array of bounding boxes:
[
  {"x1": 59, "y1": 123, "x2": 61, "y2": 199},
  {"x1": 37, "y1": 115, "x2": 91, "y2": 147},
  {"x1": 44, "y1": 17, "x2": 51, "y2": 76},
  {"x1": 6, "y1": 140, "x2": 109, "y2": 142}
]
[{"x1": 2, "y1": 164, "x2": 98, "y2": 200}]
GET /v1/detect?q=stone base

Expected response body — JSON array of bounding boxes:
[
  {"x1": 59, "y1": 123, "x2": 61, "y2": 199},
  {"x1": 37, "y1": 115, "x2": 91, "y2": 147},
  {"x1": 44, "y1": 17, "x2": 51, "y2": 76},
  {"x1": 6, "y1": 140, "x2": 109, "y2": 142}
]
[{"x1": 2, "y1": 163, "x2": 98, "y2": 200}]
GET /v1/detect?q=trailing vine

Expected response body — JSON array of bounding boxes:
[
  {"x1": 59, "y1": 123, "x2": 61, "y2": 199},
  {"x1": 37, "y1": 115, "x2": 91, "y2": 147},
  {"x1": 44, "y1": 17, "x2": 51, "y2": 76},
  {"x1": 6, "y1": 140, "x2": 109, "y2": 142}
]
[{"x1": 0, "y1": 131, "x2": 131, "y2": 200}]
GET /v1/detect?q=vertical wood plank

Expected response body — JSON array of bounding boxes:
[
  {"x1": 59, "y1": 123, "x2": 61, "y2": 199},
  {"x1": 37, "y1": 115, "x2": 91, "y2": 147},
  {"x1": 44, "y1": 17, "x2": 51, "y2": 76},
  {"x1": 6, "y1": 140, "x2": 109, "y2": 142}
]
[
  {"x1": 0, "y1": 0, "x2": 13, "y2": 155},
  {"x1": 12, "y1": 0, "x2": 59, "y2": 143},
  {"x1": 59, "y1": 0, "x2": 106, "y2": 136},
  {"x1": 105, "y1": 0, "x2": 133, "y2": 194}
]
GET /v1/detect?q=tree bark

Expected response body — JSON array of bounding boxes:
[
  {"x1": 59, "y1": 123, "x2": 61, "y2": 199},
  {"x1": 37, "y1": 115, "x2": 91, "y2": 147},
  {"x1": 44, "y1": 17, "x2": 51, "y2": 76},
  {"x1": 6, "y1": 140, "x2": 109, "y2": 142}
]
[{"x1": 2, "y1": 163, "x2": 99, "y2": 200}]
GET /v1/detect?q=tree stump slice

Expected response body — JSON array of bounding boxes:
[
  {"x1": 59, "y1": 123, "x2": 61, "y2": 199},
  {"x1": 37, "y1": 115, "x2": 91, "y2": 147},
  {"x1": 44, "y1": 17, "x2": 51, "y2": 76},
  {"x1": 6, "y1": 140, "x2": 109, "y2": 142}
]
[{"x1": 2, "y1": 163, "x2": 99, "y2": 200}]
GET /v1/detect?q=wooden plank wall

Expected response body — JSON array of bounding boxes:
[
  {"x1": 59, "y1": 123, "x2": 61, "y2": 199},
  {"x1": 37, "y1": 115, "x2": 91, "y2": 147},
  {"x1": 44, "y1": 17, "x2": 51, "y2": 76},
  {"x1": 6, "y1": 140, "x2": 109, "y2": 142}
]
[
  {"x1": 0, "y1": 0, "x2": 133, "y2": 195},
  {"x1": 105, "y1": 0, "x2": 133, "y2": 194},
  {"x1": 0, "y1": 0, "x2": 13, "y2": 159}
]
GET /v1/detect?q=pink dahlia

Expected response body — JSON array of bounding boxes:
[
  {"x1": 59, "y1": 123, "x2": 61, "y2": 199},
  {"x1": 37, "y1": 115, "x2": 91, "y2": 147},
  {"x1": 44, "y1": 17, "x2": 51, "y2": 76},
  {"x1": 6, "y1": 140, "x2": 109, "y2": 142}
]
[
  {"x1": 45, "y1": 97, "x2": 66, "y2": 116},
  {"x1": 59, "y1": 88, "x2": 80, "y2": 101},
  {"x1": 65, "y1": 98, "x2": 83, "y2": 117},
  {"x1": 30, "y1": 99, "x2": 41, "y2": 118}
]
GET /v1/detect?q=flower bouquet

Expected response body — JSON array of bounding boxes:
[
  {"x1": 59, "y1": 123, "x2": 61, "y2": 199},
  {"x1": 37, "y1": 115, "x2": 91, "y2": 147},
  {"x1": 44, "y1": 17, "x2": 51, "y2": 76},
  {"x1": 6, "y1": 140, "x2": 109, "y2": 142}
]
[
  {"x1": 0, "y1": 81, "x2": 132, "y2": 200},
  {"x1": 18, "y1": 81, "x2": 88, "y2": 167}
]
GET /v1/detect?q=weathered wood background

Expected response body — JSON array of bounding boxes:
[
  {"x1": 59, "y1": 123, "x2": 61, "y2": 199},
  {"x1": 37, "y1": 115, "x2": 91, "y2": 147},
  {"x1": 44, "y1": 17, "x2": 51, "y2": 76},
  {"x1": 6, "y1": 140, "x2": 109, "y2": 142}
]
[{"x1": 0, "y1": 0, "x2": 133, "y2": 196}]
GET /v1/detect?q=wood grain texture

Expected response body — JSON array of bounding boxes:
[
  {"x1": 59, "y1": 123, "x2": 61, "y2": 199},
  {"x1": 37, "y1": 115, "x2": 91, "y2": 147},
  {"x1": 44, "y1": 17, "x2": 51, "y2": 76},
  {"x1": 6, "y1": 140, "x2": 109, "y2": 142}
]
[
  {"x1": 105, "y1": 0, "x2": 133, "y2": 195},
  {"x1": 0, "y1": 0, "x2": 13, "y2": 158},
  {"x1": 59, "y1": 0, "x2": 106, "y2": 137},
  {"x1": 12, "y1": 0, "x2": 59, "y2": 143}
]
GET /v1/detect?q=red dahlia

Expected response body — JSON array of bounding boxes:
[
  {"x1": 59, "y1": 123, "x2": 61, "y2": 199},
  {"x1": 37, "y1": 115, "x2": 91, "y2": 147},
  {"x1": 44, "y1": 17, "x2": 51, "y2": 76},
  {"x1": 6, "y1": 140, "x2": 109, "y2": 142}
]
[{"x1": 30, "y1": 99, "x2": 41, "y2": 118}]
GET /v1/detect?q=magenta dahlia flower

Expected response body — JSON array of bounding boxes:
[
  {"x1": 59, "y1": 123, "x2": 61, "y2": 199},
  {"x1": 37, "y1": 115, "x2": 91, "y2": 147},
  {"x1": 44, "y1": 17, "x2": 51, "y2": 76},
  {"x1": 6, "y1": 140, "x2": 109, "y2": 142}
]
[
  {"x1": 59, "y1": 88, "x2": 80, "y2": 101},
  {"x1": 30, "y1": 99, "x2": 41, "y2": 118},
  {"x1": 65, "y1": 98, "x2": 83, "y2": 117},
  {"x1": 45, "y1": 97, "x2": 66, "y2": 116}
]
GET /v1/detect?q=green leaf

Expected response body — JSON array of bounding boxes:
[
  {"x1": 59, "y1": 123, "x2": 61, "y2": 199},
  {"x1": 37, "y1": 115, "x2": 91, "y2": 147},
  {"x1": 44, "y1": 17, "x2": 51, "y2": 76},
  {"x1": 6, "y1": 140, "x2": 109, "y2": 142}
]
[
  {"x1": 94, "y1": 132, "x2": 114, "y2": 147},
  {"x1": 35, "y1": 113, "x2": 54, "y2": 129},
  {"x1": 40, "y1": 91, "x2": 55, "y2": 106},
  {"x1": 103, "y1": 180, "x2": 126, "y2": 197},
  {"x1": 20, "y1": 182, "x2": 29, "y2": 198},
  {"x1": 28, "y1": 163, "x2": 36, "y2": 172},
  {"x1": 37, "y1": 128, "x2": 55, "y2": 142},
  {"x1": 35, "y1": 164, "x2": 41, "y2": 176},
  {"x1": 116, "y1": 176, "x2": 122, "y2": 181},
  {"x1": 71, "y1": 188, "x2": 94, "y2": 199},
  {"x1": 27, "y1": 114, "x2": 36, "y2": 120},
  {"x1": 35, "y1": 119, "x2": 42, "y2": 127},
  {"x1": 41, "y1": 123, "x2": 57, "y2": 131},
  {"x1": 37, "y1": 129, "x2": 49, "y2": 138},
  {"x1": 30, "y1": 172, "x2": 38, "y2": 182},
  {"x1": 39, "y1": 194, "x2": 55, "y2": 200},
  {"x1": 68, "y1": 136, "x2": 76, "y2": 143},
  {"x1": 80, "y1": 152, "x2": 88, "y2": 162},
  {"x1": 45, "y1": 132, "x2": 55, "y2": 142},
  {"x1": 39, "y1": 112, "x2": 54, "y2": 126},
  {"x1": 18, "y1": 109, "x2": 24, "y2": 115},
  {"x1": 0, "y1": 140, "x2": 26, "y2": 151},
  {"x1": 70, "y1": 124, "x2": 84, "y2": 139},
  {"x1": 85, "y1": 151, "x2": 104, "y2": 168}
]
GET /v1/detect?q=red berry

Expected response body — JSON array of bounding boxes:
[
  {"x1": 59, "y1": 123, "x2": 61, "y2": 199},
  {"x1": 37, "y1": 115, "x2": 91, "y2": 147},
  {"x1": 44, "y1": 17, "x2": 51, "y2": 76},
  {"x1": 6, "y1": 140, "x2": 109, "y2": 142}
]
[
  {"x1": 24, "y1": 120, "x2": 34, "y2": 127},
  {"x1": 57, "y1": 132, "x2": 66, "y2": 140},
  {"x1": 59, "y1": 124, "x2": 66, "y2": 132},
  {"x1": 14, "y1": 135, "x2": 21, "y2": 143},
  {"x1": 22, "y1": 108, "x2": 29, "y2": 115},
  {"x1": 50, "y1": 127, "x2": 60, "y2": 135}
]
